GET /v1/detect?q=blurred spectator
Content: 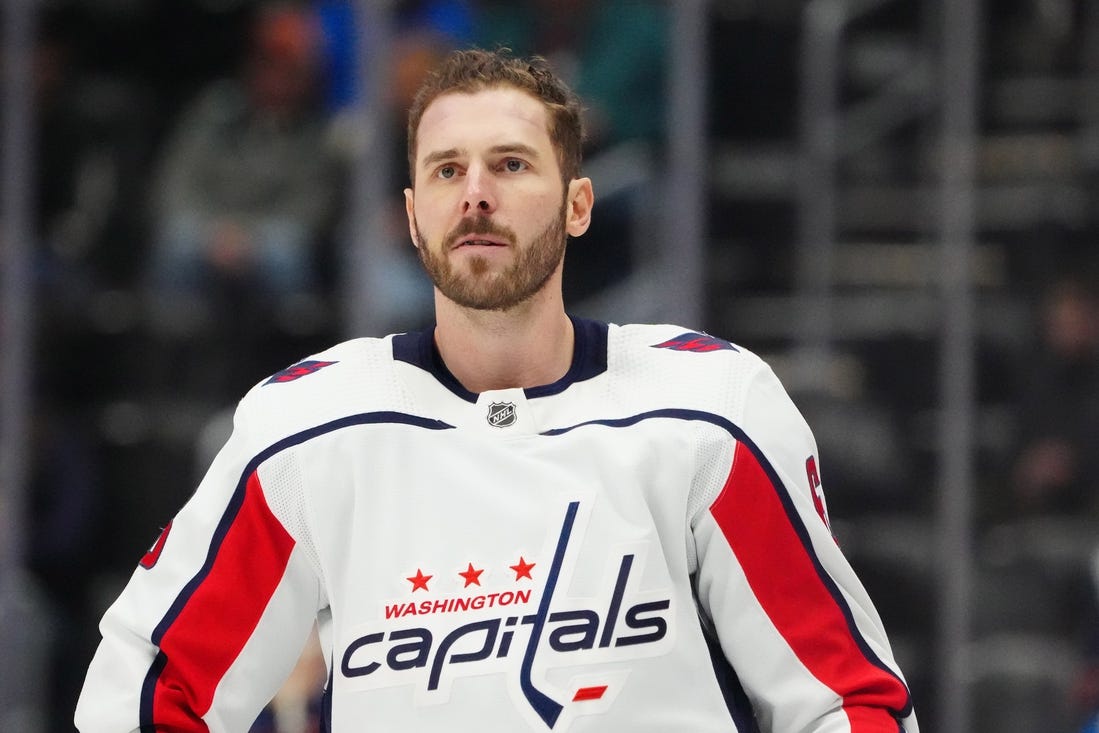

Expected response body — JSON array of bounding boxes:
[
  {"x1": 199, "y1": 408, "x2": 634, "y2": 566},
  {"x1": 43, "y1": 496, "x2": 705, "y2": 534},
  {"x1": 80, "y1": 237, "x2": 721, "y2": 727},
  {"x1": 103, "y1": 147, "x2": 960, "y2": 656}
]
[
  {"x1": 316, "y1": 0, "x2": 474, "y2": 115},
  {"x1": 144, "y1": 1, "x2": 347, "y2": 395},
  {"x1": 33, "y1": 4, "x2": 155, "y2": 297},
  {"x1": 1004, "y1": 274, "x2": 1099, "y2": 519},
  {"x1": 472, "y1": 0, "x2": 666, "y2": 155},
  {"x1": 140, "y1": 1, "x2": 351, "y2": 406}
]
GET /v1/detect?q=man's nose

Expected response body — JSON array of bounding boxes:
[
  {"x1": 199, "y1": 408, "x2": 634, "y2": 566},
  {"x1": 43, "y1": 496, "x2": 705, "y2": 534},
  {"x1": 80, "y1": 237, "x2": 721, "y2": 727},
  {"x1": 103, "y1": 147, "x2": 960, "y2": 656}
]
[{"x1": 461, "y1": 165, "x2": 496, "y2": 216}]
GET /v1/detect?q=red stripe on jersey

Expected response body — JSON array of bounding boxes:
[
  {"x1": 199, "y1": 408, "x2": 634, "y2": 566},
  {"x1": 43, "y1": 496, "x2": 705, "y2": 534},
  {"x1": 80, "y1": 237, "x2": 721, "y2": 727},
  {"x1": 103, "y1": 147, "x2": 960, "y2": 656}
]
[
  {"x1": 710, "y1": 441, "x2": 909, "y2": 730},
  {"x1": 152, "y1": 471, "x2": 295, "y2": 728}
]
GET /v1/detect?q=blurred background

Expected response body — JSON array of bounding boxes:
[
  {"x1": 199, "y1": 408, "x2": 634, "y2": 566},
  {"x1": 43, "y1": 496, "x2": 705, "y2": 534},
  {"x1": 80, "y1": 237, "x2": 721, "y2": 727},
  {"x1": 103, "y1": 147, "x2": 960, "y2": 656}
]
[{"x1": 2, "y1": 0, "x2": 1098, "y2": 731}]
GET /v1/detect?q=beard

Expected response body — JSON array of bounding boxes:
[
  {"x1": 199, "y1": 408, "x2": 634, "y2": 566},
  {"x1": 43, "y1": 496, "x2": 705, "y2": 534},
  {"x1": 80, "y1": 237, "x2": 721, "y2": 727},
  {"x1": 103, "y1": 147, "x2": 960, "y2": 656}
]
[{"x1": 415, "y1": 204, "x2": 568, "y2": 311}]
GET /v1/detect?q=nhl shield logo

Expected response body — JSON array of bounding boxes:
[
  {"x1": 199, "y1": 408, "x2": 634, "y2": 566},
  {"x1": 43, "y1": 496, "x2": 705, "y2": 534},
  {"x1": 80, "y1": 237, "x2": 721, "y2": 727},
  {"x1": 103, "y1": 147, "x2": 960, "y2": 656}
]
[{"x1": 487, "y1": 401, "x2": 517, "y2": 428}]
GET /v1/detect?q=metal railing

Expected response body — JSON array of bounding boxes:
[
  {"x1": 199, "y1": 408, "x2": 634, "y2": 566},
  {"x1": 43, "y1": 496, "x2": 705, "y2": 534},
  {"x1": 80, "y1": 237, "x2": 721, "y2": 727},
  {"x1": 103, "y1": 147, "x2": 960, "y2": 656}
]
[{"x1": 798, "y1": 1, "x2": 980, "y2": 730}]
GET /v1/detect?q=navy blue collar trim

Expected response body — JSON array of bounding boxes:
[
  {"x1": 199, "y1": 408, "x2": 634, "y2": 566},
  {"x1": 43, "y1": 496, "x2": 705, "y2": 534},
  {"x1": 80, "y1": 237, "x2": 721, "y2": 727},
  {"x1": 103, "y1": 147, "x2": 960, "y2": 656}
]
[{"x1": 391, "y1": 316, "x2": 609, "y2": 403}]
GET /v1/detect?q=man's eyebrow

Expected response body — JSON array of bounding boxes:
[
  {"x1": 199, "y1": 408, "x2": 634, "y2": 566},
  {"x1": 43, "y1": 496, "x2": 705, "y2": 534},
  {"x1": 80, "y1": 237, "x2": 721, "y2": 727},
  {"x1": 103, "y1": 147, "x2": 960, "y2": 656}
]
[
  {"x1": 420, "y1": 148, "x2": 462, "y2": 169},
  {"x1": 489, "y1": 143, "x2": 540, "y2": 159}
]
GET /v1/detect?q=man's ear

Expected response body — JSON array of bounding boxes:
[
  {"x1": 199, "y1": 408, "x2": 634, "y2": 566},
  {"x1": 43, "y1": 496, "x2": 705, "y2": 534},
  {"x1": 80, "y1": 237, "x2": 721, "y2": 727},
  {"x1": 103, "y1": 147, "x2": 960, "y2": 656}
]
[
  {"x1": 565, "y1": 177, "x2": 594, "y2": 238},
  {"x1": 404, "y1": 188, "x2": 419, "y2": 248}
]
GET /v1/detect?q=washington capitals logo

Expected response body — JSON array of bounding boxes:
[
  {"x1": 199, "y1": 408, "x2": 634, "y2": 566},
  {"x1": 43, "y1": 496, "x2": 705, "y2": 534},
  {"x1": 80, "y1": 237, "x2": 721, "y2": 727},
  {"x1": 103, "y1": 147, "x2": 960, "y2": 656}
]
[
  {"x1": 651, "y1": 332, "x2": 738, "y2": 353},
  {"x1": 265, "y1": 360, "x2": 338, "y2": 385},
  {"x1": 338, "y1": 502, "x2": 673, "y2": 729}
]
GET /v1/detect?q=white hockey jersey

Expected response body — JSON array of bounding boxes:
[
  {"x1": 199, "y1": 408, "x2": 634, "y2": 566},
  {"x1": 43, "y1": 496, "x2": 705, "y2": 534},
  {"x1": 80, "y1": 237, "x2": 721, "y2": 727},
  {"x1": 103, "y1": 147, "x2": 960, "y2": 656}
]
[{"x1": 76, "y1": 318, "x2": 918, "y2": 732}]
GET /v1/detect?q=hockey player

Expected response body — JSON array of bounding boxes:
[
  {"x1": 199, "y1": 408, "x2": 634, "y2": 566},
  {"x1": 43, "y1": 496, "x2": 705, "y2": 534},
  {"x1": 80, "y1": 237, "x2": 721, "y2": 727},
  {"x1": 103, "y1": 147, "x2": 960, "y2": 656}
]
[{"x1": 75, "y1": 48, "x2": 919, "y2": 732}]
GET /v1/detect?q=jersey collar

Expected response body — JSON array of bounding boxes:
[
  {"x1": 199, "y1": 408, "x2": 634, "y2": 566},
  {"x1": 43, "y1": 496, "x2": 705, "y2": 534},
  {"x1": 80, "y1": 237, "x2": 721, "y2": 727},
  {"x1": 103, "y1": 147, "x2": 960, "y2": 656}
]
[{"x1": 392, "y1": 315, "x2": 609, "y2": 403}]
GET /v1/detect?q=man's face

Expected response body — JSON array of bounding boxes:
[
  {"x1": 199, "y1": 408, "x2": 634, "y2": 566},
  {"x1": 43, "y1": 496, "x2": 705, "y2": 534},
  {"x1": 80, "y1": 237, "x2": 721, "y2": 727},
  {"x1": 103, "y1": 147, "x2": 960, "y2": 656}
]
[{"x1": 405, "y1": 86, "x2": 575, "y2": 311}]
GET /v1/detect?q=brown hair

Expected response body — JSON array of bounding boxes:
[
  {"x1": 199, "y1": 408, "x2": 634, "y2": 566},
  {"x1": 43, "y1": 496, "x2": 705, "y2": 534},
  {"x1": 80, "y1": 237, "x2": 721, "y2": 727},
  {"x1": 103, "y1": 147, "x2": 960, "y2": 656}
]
[{"x1": 406, "y1": 48, "x2": 585, "y2": 184}]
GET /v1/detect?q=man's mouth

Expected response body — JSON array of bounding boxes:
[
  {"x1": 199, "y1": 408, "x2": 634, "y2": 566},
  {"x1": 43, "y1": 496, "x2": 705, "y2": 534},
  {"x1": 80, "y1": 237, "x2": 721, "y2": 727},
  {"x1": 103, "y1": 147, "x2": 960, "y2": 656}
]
[{"x1": 455, "y1": 236, "x2": 507, "y2": 249}]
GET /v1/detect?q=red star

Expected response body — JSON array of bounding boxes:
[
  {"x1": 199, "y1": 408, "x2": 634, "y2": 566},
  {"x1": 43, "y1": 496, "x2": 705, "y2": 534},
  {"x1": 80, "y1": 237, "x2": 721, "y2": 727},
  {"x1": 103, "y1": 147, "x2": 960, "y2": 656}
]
[
  {"x1": 458, "y1": 562, "x2": 484, "y2": 587},
  {"x1": 407, "y1": 568, "x2": 432, "y2": 592},
  {"x1": 510, "y1": 556, "x2": 536, "y2": 581}
]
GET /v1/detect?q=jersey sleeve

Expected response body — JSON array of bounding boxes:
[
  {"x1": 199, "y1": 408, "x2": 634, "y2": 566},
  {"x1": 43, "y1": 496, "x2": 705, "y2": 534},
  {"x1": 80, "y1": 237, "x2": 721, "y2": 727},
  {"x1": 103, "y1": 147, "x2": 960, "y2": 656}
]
[
  {"x1": 74, "y1": 400, "x2": 325, "y2": 733},
  {"x1": 690, "y1": 362, "x2": 919, "y2": 733}
]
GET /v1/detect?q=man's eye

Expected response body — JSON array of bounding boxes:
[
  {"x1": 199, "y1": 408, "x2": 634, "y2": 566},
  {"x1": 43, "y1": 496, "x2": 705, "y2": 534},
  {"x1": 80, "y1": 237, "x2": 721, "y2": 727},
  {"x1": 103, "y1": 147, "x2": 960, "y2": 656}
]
[
  {"x1": 504, "y1": 159, "x2": 526, "y2": 172},
  {"x1": 438, "y1": 165, "x2": 457, "y2": 179}
]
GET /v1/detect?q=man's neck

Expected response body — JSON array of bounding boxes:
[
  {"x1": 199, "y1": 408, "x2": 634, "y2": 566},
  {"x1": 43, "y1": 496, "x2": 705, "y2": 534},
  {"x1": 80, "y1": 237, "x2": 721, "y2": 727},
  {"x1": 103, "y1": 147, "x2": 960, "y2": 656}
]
[{"x1": 432, "y1": 293, "x2": 575, "y2": 394}]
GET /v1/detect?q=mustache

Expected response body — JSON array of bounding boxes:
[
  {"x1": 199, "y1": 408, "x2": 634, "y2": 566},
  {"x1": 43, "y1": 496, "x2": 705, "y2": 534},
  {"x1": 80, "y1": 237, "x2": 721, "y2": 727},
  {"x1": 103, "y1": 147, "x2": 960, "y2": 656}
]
[{"x1": 442, "y1": 217, "x2": 517, "y2": 249}]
